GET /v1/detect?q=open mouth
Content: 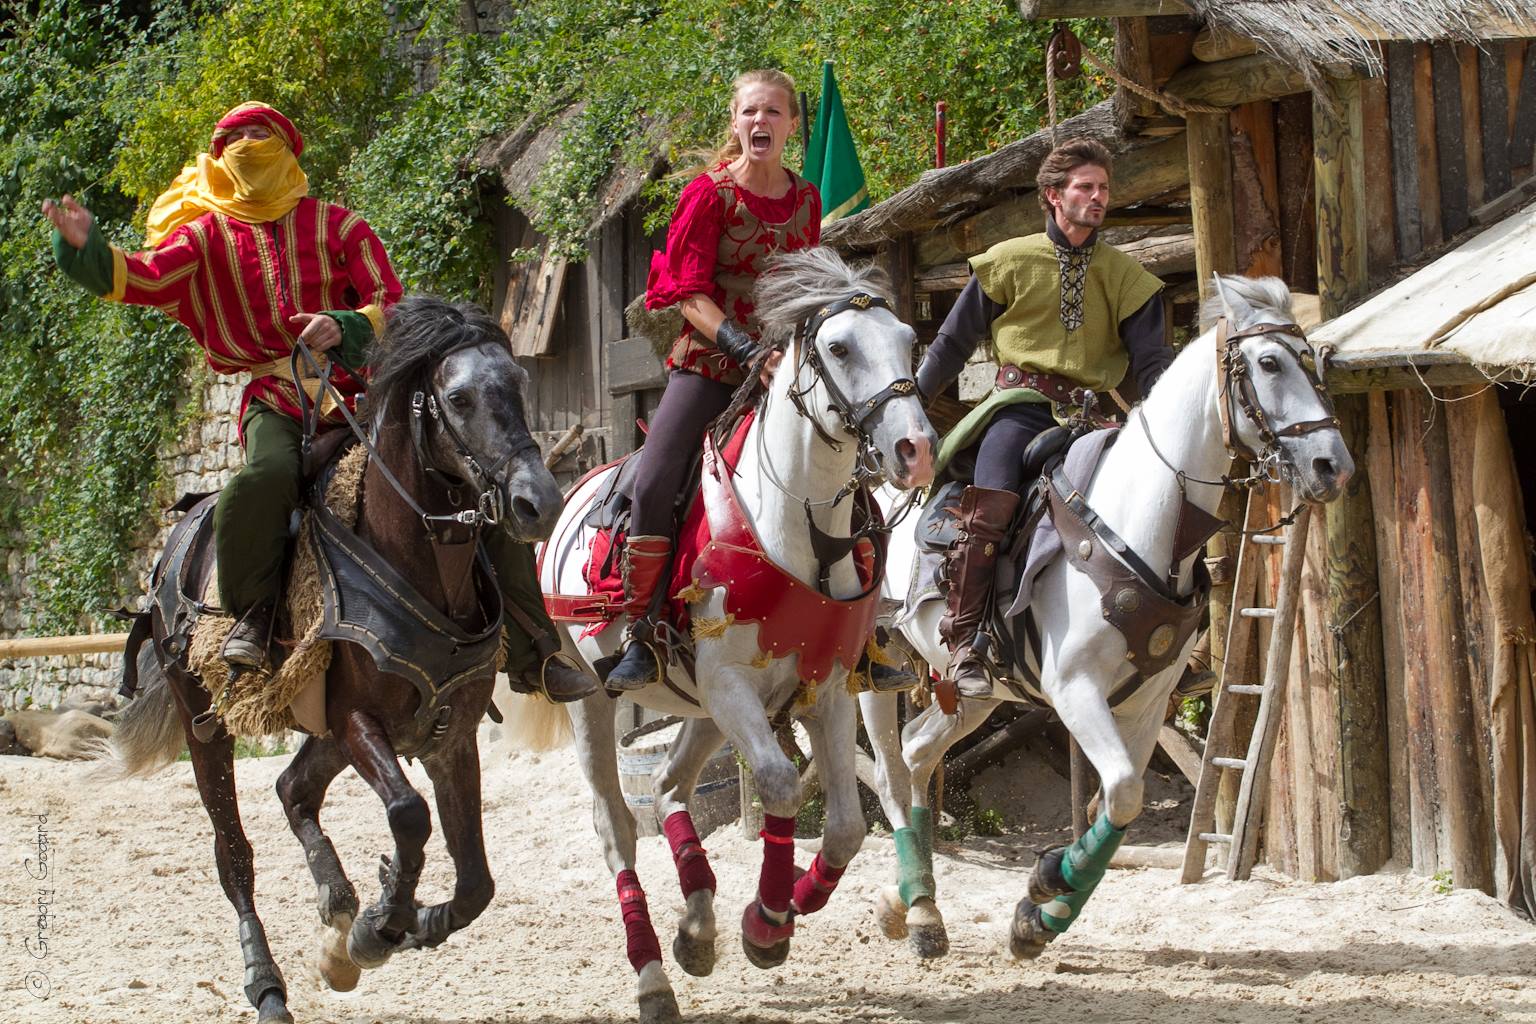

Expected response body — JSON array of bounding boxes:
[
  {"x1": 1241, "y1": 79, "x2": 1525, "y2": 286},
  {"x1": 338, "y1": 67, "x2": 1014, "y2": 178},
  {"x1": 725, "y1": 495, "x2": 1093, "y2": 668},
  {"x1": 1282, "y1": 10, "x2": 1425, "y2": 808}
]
[{"x1": 750, "y1": 130, "x2": 773, "y2": 155}]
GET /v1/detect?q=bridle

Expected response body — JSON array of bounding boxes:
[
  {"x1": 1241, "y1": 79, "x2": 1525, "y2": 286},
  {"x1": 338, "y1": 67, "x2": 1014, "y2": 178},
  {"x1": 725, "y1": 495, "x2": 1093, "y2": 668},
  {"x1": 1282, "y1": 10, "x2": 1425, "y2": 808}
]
[
  {"x1": 292, "y1": 339, "x2": 534, "y2": 540},
  {"x1": 754, "y1": 290, "x2": 924, "y2": 590},
  {"x1": 1214, "y1": 317, "x2": 1340, "y2": 473},
  {"x1": 781, "y1": 292, "x2": 921, "y2": 507}
]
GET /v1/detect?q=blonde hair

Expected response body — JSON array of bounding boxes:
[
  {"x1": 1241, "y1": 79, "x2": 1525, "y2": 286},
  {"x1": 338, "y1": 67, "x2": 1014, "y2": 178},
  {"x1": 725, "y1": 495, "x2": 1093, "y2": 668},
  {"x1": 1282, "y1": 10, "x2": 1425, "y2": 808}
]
[{"x1": 710, "y1": 69, "x2": 799, "y2": 165}]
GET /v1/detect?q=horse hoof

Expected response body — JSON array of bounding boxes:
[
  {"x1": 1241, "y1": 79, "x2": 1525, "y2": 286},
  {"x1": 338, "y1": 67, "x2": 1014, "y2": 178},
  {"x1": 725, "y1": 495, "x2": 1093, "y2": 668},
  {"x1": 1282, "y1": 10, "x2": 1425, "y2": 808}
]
[
  {"x1": 346, "y1": 913, "x2": 400, "y2": 970},
  {"x1": 672, "y1": 927, "x2": 717, "y2": 977},
  {"x1": 906, "y1": 898, "x2": 949, "y2": 960},
  {"x1": 318, "y1": 915, "x2": 361, "y2": 992},
  {"x1": 639, "y1": 987, "x2": 683, "y2": 1024},
  {"x1": 739, "y1": 901, "x2": 793, "y2": 969},
  {"x1": 874, "y1": 886, "x2": 909, "y2": 941},
  {"x1": 1008, "y1": 897, "x2": 1055, "y2": 962},
  {"x1": 256, "y1": 989, "x2": 294, "y2": 1024}
]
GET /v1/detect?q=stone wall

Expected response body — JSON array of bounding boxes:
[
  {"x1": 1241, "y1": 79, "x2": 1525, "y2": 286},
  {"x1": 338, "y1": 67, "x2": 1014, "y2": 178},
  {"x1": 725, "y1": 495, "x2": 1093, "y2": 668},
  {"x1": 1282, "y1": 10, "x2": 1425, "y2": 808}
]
[{"x1": 0, "y1": 371, "x2": 245, "y2": 712}]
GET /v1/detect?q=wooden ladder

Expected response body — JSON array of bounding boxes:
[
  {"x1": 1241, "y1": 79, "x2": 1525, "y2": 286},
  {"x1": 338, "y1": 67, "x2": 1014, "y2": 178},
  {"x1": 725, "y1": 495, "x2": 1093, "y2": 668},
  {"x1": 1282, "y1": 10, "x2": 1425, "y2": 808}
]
[{"x1": 1180, "y1": 490, "x2": 1313, "y2": 883}]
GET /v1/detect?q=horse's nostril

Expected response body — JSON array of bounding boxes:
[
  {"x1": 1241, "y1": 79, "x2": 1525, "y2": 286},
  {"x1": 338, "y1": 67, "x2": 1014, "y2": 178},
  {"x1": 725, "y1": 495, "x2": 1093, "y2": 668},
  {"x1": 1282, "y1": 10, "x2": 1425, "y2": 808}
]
[
  {"x1": 512, "y1": 496, "x2": 540, "y2": 524},
  {"x1": 896, "y1": 438, "x2": 917, "y2": 465},
  {"x1": 1313, "y1": 457, "x2": 1336, "y2": 479}
]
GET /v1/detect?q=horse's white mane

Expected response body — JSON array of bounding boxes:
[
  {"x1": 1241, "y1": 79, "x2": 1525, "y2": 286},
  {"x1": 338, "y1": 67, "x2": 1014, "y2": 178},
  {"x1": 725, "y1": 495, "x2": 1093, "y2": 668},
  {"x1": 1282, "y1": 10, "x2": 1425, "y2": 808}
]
[
  {"x1": 753, "y1": 247, "x2": 894, "y2": 347},
  {"x1": 1198, "y1": 274, "x2": 1294, "y2": 331}
]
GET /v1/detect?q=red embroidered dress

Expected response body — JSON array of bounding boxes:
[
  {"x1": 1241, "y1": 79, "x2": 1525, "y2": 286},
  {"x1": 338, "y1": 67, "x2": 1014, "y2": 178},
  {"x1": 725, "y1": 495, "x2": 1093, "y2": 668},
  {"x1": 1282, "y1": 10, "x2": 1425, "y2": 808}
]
[
  {"x1": 646, "y1": 163, "x2": 820, "y2": 385},
  {"x1": 107, "y1": 197, "x2": 402, "y2": 429}
]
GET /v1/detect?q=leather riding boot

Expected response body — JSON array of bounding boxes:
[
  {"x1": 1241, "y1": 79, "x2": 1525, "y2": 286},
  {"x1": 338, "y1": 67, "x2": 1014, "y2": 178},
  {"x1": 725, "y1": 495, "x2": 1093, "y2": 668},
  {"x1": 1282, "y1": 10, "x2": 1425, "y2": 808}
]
[
  {"x1": 606, "y1": 536, "x2": 672, "y2": 691},
  {"x1": 939, "y1": 486, "x2": 1020, "y2": 700},
  {"x1": 518, "y1": 653, "x2": 601, "y2": 703},
  {"x1": 222, "y1": 597, "x2": 277, "y2": 671}
]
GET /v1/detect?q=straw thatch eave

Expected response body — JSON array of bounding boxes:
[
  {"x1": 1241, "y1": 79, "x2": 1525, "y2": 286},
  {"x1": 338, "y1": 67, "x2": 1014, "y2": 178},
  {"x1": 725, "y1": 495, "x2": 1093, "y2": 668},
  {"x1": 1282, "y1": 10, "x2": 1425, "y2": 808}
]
[
  {"x1": 822, "y1": 101, "x2": 1136, "y2": 253},
  {"x1": 1186, "y1": 0, "x2": 1535, "y2": 76}
]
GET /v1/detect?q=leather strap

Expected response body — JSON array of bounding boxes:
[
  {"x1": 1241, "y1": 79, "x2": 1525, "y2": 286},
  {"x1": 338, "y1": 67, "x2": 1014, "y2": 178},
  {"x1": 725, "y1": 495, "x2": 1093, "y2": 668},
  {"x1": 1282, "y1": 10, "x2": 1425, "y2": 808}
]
[{"x1": 995, "y1": 364, "x2": 1088, "y2": 406}]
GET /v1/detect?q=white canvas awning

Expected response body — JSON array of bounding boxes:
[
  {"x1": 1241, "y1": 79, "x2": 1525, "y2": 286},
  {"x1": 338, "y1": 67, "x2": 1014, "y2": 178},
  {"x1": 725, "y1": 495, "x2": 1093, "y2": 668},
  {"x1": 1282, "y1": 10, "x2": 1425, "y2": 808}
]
[{"x1": 1314, "y1": 204, "x2": 1536, "y2": 373}]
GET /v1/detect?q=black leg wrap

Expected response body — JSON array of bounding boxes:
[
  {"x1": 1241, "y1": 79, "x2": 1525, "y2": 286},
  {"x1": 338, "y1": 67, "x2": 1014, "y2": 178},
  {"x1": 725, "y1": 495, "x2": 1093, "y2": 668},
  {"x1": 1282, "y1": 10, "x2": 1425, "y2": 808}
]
[
  {"x1": 309, "y1": 838, "x2": 358, "y2": 925},
  {"x1": 403, "y1": 902, "x2": 456, "y2": 951},
  {"x1": 238, "y1": 913, "x2": 287, "y2": 1009},
  {"x1": 1027, "y1": 846, "x2": 1071, "y2": 904}
]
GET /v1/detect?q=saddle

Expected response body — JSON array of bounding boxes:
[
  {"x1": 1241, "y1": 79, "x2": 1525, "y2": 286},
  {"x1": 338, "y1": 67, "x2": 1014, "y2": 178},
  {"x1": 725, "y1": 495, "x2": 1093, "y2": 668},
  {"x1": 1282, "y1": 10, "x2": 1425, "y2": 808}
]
[{"x1": 911, "y1": 426, "x2": 1220, "y2": 709}]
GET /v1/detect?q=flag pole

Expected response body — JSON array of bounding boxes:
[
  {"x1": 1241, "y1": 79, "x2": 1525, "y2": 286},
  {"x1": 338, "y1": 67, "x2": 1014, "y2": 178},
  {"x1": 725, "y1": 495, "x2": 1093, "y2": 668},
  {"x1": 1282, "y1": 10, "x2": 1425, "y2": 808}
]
[{"x1": 935, "y1": 101, "x2": 947, "y2": 169}]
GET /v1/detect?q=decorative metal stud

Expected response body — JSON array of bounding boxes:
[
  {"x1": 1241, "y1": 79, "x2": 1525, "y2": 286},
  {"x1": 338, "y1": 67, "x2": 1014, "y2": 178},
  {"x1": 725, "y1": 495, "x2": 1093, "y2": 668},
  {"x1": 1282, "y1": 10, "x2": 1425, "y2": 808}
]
[
  {"x1": 1148, "y1": 624, "x2": 1175, "y2": 659},
  {"x1": 1114, "y1": 588, "x2": 1140, "y2": 614},
  {"x1": 1077, "y1": 539, "x2": 1093, "y2": 559}
]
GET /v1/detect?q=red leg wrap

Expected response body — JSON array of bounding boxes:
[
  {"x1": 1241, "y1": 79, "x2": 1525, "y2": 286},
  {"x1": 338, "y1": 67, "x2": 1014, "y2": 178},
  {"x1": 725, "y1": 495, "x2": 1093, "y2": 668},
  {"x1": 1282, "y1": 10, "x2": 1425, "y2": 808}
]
[
  {"x1": 663, "y1": 811, "x2": 717, "y2": 898},
  {"x1": 616, "y1": 869, "x2": 663, "y2": 972},
  {"x1": 791, "y1": 852, "x2": 846, "y2": 916},
  {"x1": 758, "y1": 814, "x2": 797, "y2": 914}
]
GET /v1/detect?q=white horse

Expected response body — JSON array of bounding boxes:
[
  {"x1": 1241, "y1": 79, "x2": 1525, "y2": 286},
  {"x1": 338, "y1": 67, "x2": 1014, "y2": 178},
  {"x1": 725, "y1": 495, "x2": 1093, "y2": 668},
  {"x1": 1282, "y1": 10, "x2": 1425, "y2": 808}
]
[
  {"x1": 522, "y1": 248, "x2": 936, "y2": 1023},
  {"x1": 859, "y1": 275, "x2": 1355, "y2": 961}
]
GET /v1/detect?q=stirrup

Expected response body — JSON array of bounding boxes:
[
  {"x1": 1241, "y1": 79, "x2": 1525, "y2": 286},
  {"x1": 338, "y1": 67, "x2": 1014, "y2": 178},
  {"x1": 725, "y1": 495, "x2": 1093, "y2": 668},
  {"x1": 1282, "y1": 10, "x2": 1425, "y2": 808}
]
[{"x1": 529, "y1": 651, "x2": 600, "y2": 703}]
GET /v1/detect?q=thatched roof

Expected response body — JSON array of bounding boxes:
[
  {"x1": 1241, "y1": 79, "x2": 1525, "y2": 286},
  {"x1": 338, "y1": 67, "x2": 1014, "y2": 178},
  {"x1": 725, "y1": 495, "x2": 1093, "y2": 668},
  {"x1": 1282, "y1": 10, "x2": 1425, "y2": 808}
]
[
  {"x1": 474, "y1": 104, "x2": 663, "y2": 236},
  {"x1": 822, "y1": 101, "x2": 1133, "y2": 253},
  {"x1": 1187, "y1": 0, "x2": 1536, "y2": 76}
]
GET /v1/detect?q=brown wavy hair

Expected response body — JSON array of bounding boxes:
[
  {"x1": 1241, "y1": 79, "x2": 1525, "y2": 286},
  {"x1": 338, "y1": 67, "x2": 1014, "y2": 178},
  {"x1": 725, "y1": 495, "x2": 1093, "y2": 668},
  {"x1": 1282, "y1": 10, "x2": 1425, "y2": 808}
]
[{"x1": 1036, "y1": 137, "x2": 1113, "y2": 213}]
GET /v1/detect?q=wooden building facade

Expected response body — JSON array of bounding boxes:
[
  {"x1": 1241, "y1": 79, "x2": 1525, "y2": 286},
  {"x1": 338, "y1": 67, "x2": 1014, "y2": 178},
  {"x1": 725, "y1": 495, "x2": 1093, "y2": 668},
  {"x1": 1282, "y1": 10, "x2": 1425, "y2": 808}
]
[{"x1": 820, "y1": 0, "x2": 1536, "y2": 911}]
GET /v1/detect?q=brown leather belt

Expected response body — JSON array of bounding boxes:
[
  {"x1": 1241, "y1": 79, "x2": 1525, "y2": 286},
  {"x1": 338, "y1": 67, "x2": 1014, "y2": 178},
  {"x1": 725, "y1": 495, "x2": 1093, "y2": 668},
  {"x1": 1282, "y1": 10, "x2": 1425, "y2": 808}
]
[{"x1": 995, "y1": 364, "x2": 1090, "y2": 405}]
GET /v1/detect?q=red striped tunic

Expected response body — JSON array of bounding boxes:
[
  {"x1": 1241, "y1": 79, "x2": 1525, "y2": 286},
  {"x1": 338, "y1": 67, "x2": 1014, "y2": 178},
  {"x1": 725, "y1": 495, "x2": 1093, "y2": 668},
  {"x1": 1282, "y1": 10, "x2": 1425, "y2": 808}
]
[{"x1": 108, "y1": 197, "x2": 402, "y2": 430}]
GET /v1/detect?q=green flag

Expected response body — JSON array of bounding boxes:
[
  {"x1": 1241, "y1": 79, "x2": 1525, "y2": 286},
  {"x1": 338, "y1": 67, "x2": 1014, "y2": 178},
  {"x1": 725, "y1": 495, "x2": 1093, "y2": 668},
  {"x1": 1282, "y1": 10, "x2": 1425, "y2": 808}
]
[{"x1": 804, "y1": 61, "x2": 869, "y2": 226}]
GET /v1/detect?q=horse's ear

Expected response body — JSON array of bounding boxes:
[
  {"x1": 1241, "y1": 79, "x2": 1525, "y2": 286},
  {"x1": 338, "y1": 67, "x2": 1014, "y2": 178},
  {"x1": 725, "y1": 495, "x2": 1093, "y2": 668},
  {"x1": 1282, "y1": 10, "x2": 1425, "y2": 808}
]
[{"x1": 1211, "y1": 273, "x2": 1239, "y2": 325}]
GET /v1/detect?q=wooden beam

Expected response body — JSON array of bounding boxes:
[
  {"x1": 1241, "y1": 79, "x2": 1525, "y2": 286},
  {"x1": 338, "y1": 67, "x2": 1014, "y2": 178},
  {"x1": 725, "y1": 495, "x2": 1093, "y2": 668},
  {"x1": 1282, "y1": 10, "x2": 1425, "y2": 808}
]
[
  {"x1": 0, "y1": 634, "x2": 129, "y2": 658},
  {"x1": 1193, "y1": 26, "x2": 1258, "y2": 63},
  {"x1": 1232, "y1": 101, "x2": 1282, "y2": 278},
  {"x1": 1187, "y1": 111, "x2": 1235, "y2": 305},
  {"x1": 1360, "y1": 74, "x2": 1396, "y2": 283},
  {"x1": 1480, "y1": 42, "x2": 1514, "y2": 197},
  {"x1": 914, "y1": 133, "x2": 1189, "y2": 267},
  {"x1": 1472, "y1": 173, "x2": 1536, "y2": 226},
  {"x1": 1164, "y1": 55, "x2": 1308, "y2": 110},
  {"x1": 1413, "y1": 43, "x2": 1445, "y2": 248},
  {"x1": 1017, "y1": 0, "x2": 1188, "y2": 18},
  {"x1": 1101, "y1": 205, "x2": 1193, "y2": 226},
  {"x1": 1432, "y1": 43, "x2": 1471, "y2": 238},
  {"x1": 1314, "y1": 76, "x2": 1368, "y2": 319},
  {"x1": 607, "y1": 337, "x2": 665, "y2": 395},
  {"x1": 1459, "y1": 44, "x2": 1487, "y2": 211},
  {"x1": 1386, "y1": 43, "x2": 1423, "y2": 260},
  {"x1": 1512, "y1": 39, "x2": 1536, "y2": 171},
  {"x1": 1325, "y1": 350, "x2": 1496, "y2": 394},
  {"x1": 1114, "y1": 17, "x2": 1158, "y2": 131},
  {"x1": 1326, "y1": 394, "x2": 1391, "y2": 878},
  {"x1": 873, "y1": 237, "x2": 915, "y2": 324}
]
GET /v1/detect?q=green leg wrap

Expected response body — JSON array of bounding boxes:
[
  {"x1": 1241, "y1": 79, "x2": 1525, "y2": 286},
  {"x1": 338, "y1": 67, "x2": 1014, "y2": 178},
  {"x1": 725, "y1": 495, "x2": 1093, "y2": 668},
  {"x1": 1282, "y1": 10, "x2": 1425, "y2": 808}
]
[
  {"x1": 911, "y1": 805, "x2": 935, "y2": 881},
  {"x1": 1039, "y1": 812, "x2": 1126, "y2": 934},
  {"x1": 1060, "y1": 811, "x2": 1126, "y2": 891},
  {"x1": 893, "y1": 826, "x2": 935, "y2": 908}
]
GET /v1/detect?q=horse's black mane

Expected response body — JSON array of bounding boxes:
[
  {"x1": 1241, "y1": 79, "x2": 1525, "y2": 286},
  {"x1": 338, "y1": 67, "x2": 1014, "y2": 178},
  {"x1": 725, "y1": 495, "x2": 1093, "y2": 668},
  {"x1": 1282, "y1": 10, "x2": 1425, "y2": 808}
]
[{"x1": 368, "y1": 294, "x2": 509, "y2": 416}]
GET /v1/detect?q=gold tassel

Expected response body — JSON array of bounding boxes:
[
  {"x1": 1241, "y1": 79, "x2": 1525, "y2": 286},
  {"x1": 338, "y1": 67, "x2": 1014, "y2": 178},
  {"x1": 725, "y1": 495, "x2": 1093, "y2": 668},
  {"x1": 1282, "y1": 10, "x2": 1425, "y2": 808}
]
[
  {"x1": 675, "y1": 582, "x2": 711, "y2": 604},
  {"x1": 751, "y1": 650, "x2": 773, "y2": 669},
  {"x1": 793, "y1": 680, "x2": 818, "y2": 710},
  {"x1": 692, "y1": 614, "x2": 734, "y2": 640},
  {"x1": 865, "y1": 637, "x2": 899, "y2": 666}
]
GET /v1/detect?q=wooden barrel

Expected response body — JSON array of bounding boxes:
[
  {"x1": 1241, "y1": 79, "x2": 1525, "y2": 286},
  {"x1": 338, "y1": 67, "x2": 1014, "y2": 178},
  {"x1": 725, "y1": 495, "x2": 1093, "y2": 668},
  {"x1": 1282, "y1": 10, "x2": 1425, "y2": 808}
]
[{"x1": 617, "y1": 716, "x2": 739, "y2": 839}]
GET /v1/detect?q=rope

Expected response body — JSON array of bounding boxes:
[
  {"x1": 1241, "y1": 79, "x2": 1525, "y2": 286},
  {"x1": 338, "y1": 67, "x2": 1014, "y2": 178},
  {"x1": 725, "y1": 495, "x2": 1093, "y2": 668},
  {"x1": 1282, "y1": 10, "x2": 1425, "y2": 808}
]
[{"x1": 1044, "y1": 23, "x2": 1226, "y2": 140}]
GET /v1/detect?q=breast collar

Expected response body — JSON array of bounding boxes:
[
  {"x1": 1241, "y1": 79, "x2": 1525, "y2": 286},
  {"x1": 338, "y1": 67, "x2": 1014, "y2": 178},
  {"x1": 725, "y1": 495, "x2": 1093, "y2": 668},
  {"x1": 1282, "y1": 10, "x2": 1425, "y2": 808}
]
[{"x1": 688, "y1": 429, "x2": 883, "y2": 686}]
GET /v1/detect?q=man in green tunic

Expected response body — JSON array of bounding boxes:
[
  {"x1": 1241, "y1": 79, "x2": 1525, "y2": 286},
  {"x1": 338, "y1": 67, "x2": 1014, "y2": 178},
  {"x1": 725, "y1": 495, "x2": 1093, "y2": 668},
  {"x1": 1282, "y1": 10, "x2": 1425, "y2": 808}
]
[{"x1": 914, "y1": 137, "x2": 1171, "y2": 700}]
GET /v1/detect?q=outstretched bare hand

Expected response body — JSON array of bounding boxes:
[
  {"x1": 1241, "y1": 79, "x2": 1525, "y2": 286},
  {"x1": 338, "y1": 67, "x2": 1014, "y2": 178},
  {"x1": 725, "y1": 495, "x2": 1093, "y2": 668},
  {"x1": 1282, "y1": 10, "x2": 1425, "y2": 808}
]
[{"x1": 42, "y1": 195, "x2": 93, "y2": 249}]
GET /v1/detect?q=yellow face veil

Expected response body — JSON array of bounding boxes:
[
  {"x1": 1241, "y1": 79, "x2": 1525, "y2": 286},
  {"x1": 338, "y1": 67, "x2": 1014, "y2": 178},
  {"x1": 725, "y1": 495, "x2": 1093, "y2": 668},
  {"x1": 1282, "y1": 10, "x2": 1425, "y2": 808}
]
[{"x1": 143, "y1": 104, "x2": 309, "y2": 246}]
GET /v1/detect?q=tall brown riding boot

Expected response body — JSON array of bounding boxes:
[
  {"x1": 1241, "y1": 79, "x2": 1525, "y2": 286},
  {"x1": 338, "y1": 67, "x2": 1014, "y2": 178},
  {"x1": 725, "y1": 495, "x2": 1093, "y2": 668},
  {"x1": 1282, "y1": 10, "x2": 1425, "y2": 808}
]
[
  {"x1": 939, "y1": 486, "x2": 1020, "y2": 700},
  {"x1": 605, "y1": 535, "x2": 672, "y2": 691}
]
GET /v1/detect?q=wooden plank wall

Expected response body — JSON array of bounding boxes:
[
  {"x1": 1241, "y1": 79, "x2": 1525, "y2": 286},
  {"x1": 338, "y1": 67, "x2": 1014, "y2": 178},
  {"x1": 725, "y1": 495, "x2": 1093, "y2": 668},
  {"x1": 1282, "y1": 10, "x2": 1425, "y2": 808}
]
[
  {"x1": 506, "y1": 204, "x2": 667, "y2": 475},
  {"x1": 1384, "y1": 40, "x2": 1534, "y2": 269}
]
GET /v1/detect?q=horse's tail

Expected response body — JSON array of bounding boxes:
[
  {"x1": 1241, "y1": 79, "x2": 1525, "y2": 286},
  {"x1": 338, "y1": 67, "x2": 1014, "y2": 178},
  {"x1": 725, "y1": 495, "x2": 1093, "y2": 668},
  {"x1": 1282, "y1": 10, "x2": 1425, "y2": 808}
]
[
  {"x1": 102, "y1": 645, "x2": 186, "y2": 776},
  {"x1": 494, "y1": 687, "x2": 574, "y2": 752}
]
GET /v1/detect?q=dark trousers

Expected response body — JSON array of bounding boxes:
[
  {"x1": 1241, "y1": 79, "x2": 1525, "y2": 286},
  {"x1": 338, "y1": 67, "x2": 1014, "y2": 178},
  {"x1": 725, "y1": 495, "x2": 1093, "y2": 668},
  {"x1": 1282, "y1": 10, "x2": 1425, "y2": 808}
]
[
  {"x1": 213, "y1": 403, "x2": 557, "y2": 674},
  {"x1": 215, "y1": 404, "x2": 302, "y2": 617},
  {"x1": 630, "y1": 370, "x2": 735, "y2": 537},
  {"x1": 969, "y1": 401, "x2": 1059, "y2": 493}
]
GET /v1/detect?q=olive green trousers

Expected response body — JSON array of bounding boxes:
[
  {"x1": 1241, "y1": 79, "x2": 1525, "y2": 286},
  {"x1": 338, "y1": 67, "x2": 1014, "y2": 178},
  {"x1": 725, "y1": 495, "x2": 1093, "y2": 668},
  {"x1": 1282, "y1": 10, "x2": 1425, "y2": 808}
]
[{"x1": 212, "y1": 404, "x2": 556, "y2": 672}]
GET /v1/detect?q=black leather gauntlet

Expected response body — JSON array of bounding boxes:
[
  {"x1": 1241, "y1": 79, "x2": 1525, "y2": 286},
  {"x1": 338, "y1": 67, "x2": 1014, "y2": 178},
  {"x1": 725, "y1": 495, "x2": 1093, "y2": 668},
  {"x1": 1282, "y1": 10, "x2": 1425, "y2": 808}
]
[{"x1": 714, "y1": 318, "x2": 765, "y2": 370}]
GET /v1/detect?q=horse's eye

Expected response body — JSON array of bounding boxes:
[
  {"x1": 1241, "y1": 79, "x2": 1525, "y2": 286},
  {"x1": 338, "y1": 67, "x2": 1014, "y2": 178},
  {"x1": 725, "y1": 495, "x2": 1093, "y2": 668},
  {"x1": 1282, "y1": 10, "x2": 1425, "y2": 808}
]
[
  {"x1": 828, "y1": 342, "x2": 849, "y2": 358},
  {"x1": 1258, "y1": 355, "x2": 1281, "y2": 373},
  {"x1": 446, "y1": 390, "x2": 470, "y2": 409}
]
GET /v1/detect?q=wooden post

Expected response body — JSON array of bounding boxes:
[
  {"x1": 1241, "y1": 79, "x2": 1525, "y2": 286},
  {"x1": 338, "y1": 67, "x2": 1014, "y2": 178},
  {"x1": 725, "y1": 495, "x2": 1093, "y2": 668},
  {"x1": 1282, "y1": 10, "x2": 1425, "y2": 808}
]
[
  {"x1": 1113, "y1": 17, "x2": 1157, "y2": 131},
  {"x1": 874, "y1": 236, "x2": 916, "y2": 326},
  {"x1": 1314, "y1": 75, "x2": 1368, "y2": 319},
  {"x1": 1313, "y1": 73, "x2": 1391, "y2": 878},
  {"x1": 1187, "y1": 111, "x2": 1235, "y2": 305},
  {"x1": 0, "y1": 633, "x2": 131, "y2": 658}
]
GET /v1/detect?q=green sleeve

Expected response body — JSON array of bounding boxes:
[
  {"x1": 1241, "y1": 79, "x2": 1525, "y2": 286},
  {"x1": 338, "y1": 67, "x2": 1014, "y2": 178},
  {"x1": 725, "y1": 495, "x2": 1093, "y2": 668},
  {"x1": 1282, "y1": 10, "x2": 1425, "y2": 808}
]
[
  {"x1": 52, "y1": 221, "x2": 114, "y2": 297},
  {"x1": 321, "y1": 310, "x2": 375, "y2": 372}
]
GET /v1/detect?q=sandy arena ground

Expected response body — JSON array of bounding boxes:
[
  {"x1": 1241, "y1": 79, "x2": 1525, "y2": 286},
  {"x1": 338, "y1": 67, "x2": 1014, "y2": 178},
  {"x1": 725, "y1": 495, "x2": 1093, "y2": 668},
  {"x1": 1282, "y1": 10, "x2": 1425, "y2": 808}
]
[{"x1": 3, "y1": 727, "x2": 1534, "y2": 1024}]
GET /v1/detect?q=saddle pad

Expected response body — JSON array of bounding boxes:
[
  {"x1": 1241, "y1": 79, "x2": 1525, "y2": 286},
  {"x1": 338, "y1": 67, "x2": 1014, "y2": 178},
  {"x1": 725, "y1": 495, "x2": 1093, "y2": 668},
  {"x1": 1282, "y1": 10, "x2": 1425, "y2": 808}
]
[
  {"x1": 576, "y1": 412, "x2": 757, "y2": 636},
  {"x1": 900, "y1": 427, "x2": 1119, "y2": 624}
]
